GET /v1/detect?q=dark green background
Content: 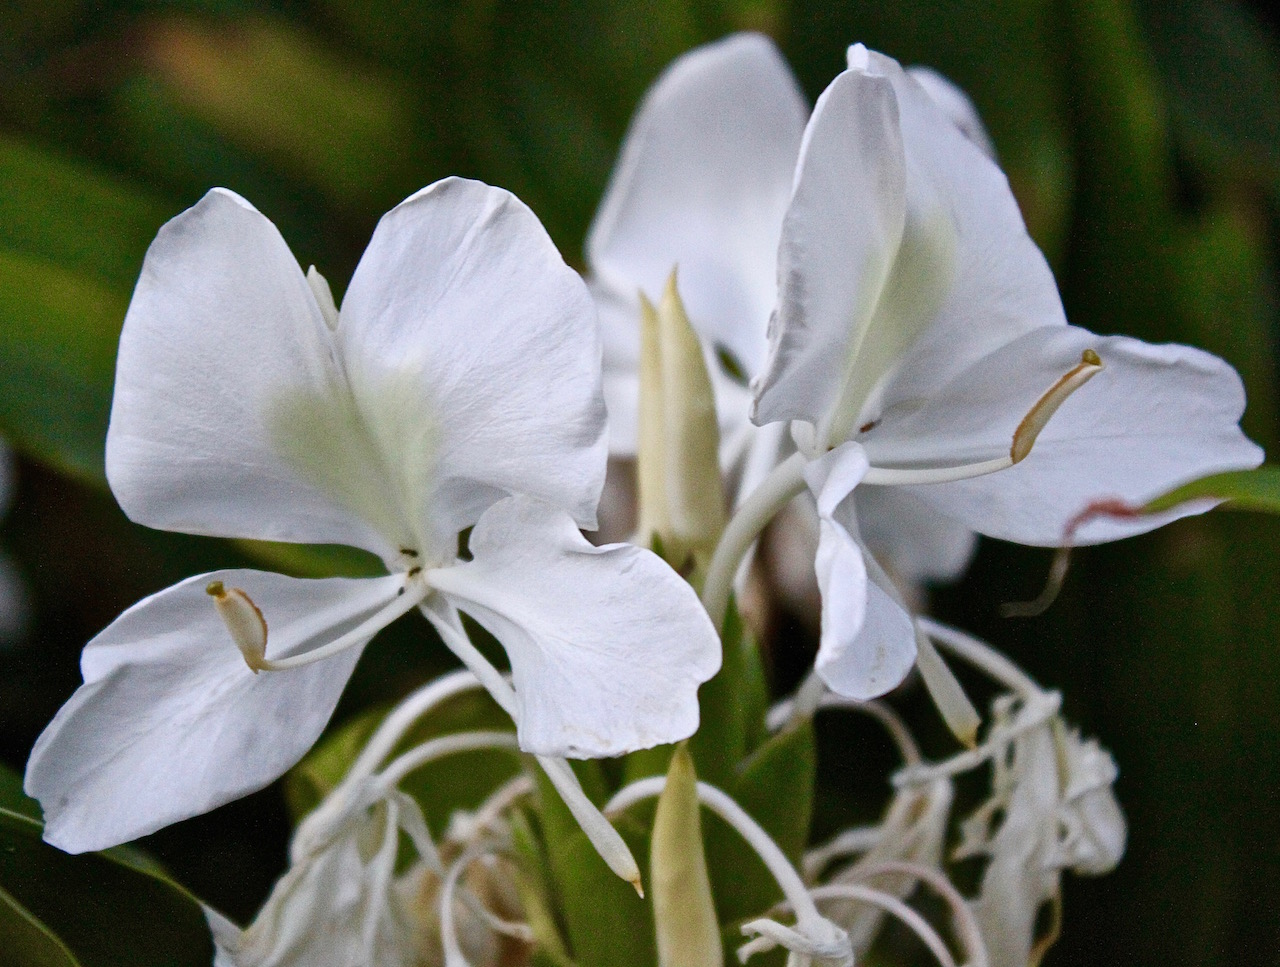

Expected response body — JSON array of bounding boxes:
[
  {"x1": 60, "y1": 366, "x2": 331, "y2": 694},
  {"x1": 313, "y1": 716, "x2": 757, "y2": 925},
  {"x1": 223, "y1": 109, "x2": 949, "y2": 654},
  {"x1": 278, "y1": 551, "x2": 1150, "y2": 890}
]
[{"x1": 2, "y1": 1, "x2": 1278, "y2": 964}]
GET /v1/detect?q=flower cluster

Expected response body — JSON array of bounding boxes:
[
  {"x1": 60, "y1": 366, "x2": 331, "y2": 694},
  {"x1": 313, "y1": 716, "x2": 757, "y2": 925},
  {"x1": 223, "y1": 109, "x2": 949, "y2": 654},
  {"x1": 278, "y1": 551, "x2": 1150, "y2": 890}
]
[{"x1": 23, "y1": 31, "x2": 1262, "y2": 967}]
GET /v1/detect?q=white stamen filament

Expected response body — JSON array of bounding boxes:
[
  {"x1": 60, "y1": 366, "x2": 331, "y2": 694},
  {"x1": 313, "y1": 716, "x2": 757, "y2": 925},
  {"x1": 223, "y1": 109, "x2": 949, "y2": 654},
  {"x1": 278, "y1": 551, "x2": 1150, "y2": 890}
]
[
  {"x1": 851, "y1": 861, "x2": 988, "y2": 967},
  {"x1": 440, "y1": 840, "x2": 536, "y2": 967},
  {"x1": 361, "y1": 795, "x2": 402, "y2": 960},
  {"x1": 423, "y1": 606, "x2": 520, "y2": 718},
  {"x1": 862, "y1": 455, "x2": 1014, "y2": 487},
  {"x1": 893, "y1": 691, "x2": 1061, "y2": 788},
  {"x1": 346, "y1": 669, "x2": 486, "y2": 789},
  {"x1": 801, "y1": 827, "x2": 882, "y2": 880},
  {"x1": 213, "y1": 578, "x2": 431, "y2": 673},
  {"x1": 373, "y1": 731, "x2": 519, "y2": 794},
  {"x1": 807, "y1": 883, "x2": 956, "y2": 967},
  {"x1": 606, "y1": 777, "x2": 833, "y2": 938},
  {"x1": 768, "y1": 687, "x2": 922, "y2": 766}
]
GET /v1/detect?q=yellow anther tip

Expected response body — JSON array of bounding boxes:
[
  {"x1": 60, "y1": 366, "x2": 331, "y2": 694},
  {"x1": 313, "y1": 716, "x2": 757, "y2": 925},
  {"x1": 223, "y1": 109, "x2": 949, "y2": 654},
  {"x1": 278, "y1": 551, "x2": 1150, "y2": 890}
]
[
  {"x1": 1082, "y1": 348, "x2": 1102, "y2": 367},
  {"x1": 205, "y1": 580, "x2": 226, "y2": 598}
]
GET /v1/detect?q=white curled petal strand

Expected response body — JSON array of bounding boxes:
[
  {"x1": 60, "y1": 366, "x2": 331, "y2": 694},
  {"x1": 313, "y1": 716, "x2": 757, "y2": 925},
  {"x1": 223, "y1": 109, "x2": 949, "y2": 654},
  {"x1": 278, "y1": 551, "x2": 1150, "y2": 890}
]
[
  {"x1": 339, "y1": 177, "x2": 608, "y2": 545},
  {"x1": 426, "y1": 496, "x2": 721, "y2": 758},
  {"x1": 587, "y1": 32, "x2": 807, "y2": 379},
  {"x1": 105, "y1": 188, "x2": 391, "y2": 556},
  {"x1": 752, "y1": 64, "x2": 907, "y2": 429},
  {"x1": 803, "y1": 444, "x2": 916, "y2": 700},
  {"x1": 25, "y1": 570, "x2": 402, "y2": 852},
  {"x1": 863, "y1": 326, "x2": 1264, "y2": 545}
]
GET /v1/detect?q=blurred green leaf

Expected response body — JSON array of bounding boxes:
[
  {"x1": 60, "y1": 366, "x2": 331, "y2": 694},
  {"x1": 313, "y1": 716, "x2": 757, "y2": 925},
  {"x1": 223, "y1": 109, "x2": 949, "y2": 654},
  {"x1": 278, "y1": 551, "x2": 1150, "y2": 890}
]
[
  {"x1": 0, "y1": 137, "x2": 174, "y2": 483},
  {"x1": 0, "y1": 884, "x2": 81, "y2": 967},
  {"x1": 0, "y1": 808, "x2": 213, "y2": 967},
  {"x1": 689, "y1": 595, "x2": 769, "y2": 788},
  {"x1": 0, "y1": 761, "x2": 40, "y2": 822},
  {"x1": 1145, "y1": 467, "x2": 1280, "y2": 514}
]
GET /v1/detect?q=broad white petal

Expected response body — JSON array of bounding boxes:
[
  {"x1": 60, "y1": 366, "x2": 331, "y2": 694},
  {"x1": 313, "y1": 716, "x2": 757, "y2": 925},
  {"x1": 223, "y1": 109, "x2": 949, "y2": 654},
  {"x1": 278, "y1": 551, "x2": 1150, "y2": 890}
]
[
  {"x1": 338, "y1": 178, "x2": 607, "y2": 550},
  {"x1": 854, "y1": 486, "x2": 977, "y2": 584},
  {"x1": 105, "y1": 189, "x2": 390, "y2": 556},
  {"x1": 863, "y1": 326, "x2": 1264, "y2": 545},
  {"x1": 25, "y1": 570, "x2": 402, "y2": 852},
  {"x1": 426, "y1": 496, "x2": 720, "y2": 758},
  {"x1": 804, "y1": 445, "x2": 917, "y2": 699},
  {"x1": 587, "y1": 33, "x2": 806, "y2": 379},
  {"x1": 869, "y1": 53, "x2": 1068, "y2": 412},
  {"x1": 752, "y1": 63, "x2": 907, "y2": 429},
  {"x1": 905, "y1": 66, "x2": 996, "y2": 160}
]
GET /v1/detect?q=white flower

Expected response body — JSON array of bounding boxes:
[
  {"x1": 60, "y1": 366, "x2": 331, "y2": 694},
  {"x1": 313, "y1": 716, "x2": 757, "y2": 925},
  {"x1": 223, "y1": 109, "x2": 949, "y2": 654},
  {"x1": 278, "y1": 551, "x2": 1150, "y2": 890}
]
[
  {"x1": 25, "y1": 178, "x2": 720, "y2": 853},
  {"x1": 953, "y1": 694, "x2": 1126, "y2": 967},
  {"x1": 748, "y1": 44, "x2": 1263, "y2": 699}
]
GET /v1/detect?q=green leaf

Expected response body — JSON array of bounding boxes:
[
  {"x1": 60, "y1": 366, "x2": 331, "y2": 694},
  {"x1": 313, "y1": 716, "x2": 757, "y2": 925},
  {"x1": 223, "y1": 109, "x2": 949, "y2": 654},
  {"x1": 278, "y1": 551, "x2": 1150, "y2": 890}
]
[
  {"x1": 0, "y1": 884, "x2": 81, "y2": 967},
  {"x1": 531, "y1": 762, "x2": 654, "y2": 967},
  {"x1": 688, "y1": 595, "x2": 769, "y2": 788},
  {"x1": 0, "y1": 761, "x2": 41, "y2": 822},
  {"x1": 0, "y1": 809, "x2": 213, "y2": 967},
  {"x1": 1144, "y1": 467, "x2": 1280, "y2": 514}
]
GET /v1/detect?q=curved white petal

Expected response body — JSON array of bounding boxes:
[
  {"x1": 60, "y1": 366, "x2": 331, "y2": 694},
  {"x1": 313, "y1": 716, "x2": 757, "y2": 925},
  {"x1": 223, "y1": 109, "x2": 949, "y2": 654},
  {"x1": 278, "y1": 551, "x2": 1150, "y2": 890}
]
[
  {"x1": 587, "y1": 33, "x2": 806, "y2": 381},
  {"x1": 868, "y1": 53, "x2": 1068, "y2": 413},
  {"x1": 854, "y1": 486, "x2": 978, "y2": 584},
  {"x1": 904, "y1": 66, "x2": 996, "y2": 160},
  {"x1": 425, "y1": 496, "x2": 721, "y2": 758},
  {"x1": 862, "y1": 326, "x2": 1265, "y2": 545},
  {"x1": 25, "y1": 570, "x2": 402, "y2": 852},
  {"x1": 105, "y1": 189, "x2": 391, "y2": 556},
  {"x1": 338, "y1": 178, "x2": 608, "y2": 551},
  {"x1": 751, "y1": 63, "x2": 907, "y2": 429},
  {"x1": 803, "y1": 445, "x2": 917, "y2": 699}
]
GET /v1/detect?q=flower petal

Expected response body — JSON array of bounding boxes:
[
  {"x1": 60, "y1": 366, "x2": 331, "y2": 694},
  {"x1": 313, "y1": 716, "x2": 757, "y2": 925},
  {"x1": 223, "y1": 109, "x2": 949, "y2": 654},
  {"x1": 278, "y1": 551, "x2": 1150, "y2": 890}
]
[
  {"x1": 862, "y1": 325, "x2": 1265, "y2": 545},
  {"x1": 904, "y1": 66, "x2": 996, "y2": 160},
  {"x1": 804, "y1": 444, "x2": 917, "y2": 699},
  {"x1": 751, "y1": 62, "x2": 908, "y2": 430},
  {"x1": 587, "y1": 33, "x2": 807, "y2": 381},
  {"x1": 867, "y1": 54, "x2": 1068, "y2": 414},
  {"x1": 425, "y1": 496, "x2": 721, "y2": 758},
  {"x1": 337, "y1": 178, "x2": 607, "y2": 548},
  {"x1": 25, "y1": 570, "x2": 402, "y2": 852},
  {"x1": 105, "y1": 188, "x2": 391, "y2": 556},
  {"x1": 854, "y1": 486, "x2": 977, "y2": 584}
]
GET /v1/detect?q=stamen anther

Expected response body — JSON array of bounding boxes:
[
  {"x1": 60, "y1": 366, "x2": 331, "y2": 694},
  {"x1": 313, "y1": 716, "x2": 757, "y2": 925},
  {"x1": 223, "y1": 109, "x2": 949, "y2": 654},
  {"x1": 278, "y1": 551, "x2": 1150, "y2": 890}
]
[
  {"x1": 1011, "y1": 349, "x2": 1103, "y2": 464},
  {"x1": 208, "y1": 582, "x2": 269, "y2": 673}
]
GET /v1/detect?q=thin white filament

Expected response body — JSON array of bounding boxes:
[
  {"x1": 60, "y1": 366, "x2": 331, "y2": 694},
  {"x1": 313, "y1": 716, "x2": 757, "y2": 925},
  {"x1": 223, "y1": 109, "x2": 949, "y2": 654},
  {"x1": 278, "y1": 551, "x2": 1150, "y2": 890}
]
[
  {"x1": 768, "y1": 688, "x2": 922, "y2": 767},
  {"x1": 361, "y1": 796, "x2": 402, "y2": 962},
  {"x1": 422, "y1": 605, "x2": 520, "y2": 717},
  {"x1": 538, "y1": 756, "x2": 643, "y2": 893},
  {"x1": 606, "y1": 776, "x2": 827, "y2": 932},
  {"x1": 851, "y1": 861, "x2": 988, "y2": 967},
  {"x1": 374, "y1": 731, "x2": 520, "y2": 793},
  {"x1": 808, "y1": 883, "x2": 956, "y2": 967},
  {"x1": 257, "y1": 580, "x2": 431, "y2": 671},
  {"x1": 862, "y1": 455, "x2": 1013, "y2": 487}
]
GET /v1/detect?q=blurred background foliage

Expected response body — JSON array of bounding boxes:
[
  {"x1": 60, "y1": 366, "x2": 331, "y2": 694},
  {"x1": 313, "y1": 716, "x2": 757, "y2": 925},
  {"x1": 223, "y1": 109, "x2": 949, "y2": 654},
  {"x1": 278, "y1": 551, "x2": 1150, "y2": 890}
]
[{"x1": 1, "y1": 0, "x2": 1279, "y2": 964}]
